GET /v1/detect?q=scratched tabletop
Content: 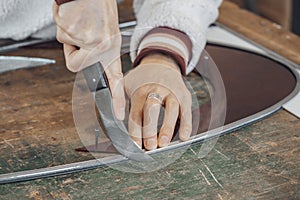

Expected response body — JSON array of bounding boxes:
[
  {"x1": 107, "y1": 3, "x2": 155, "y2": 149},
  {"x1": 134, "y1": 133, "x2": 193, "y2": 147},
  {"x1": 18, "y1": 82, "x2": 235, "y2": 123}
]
[{"x1": 0, "y1": 1, "x2": 299, "y2": 199}]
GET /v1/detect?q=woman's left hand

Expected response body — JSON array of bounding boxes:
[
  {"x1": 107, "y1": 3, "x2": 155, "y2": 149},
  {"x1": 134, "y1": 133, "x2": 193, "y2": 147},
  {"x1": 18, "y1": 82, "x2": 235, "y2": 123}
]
[{"x1": 124, "y1": 54, "x2": 192, "y2": 150}]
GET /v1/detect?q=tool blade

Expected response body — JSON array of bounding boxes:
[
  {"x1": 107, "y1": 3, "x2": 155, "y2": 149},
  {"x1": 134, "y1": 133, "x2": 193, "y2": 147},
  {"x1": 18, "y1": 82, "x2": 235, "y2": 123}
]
[{"x1": 0, "y1": 56, "x2": 55, "y2": 73}]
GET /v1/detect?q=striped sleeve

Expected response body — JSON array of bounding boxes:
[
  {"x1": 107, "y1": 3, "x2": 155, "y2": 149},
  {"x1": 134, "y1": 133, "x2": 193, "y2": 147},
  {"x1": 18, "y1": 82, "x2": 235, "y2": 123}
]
[{"x1": 132, "y1": 27, "x2": 193, "y2": 75}]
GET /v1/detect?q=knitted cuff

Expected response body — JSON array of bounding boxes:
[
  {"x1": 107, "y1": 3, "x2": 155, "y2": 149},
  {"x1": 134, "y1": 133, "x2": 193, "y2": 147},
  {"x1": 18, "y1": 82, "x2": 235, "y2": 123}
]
[{"x1": 132, "y1": 27, "x2": 193, "y2": 76}]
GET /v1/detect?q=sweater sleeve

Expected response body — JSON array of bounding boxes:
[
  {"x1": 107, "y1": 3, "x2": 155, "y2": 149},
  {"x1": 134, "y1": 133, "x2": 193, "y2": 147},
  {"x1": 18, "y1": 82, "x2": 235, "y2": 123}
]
[
  {"x1": 132, "y1": 26, "x2": 192, "y2": 75},
  {"x1": 131, "y1": 0, "x2": 222, "y2": 75},
  {"x1": 0, "y1": 0, "x2": 55, "y2": 40}
]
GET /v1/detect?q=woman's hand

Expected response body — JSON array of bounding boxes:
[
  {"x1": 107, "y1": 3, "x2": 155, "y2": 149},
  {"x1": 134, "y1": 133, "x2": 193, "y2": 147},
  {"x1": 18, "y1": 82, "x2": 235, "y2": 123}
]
[
  {"x1": 53, "y1": 0, "x2": 125, "y2": 119},
  {"x1": 124, "y1": 54, "x2": 192, "y2": 150}
]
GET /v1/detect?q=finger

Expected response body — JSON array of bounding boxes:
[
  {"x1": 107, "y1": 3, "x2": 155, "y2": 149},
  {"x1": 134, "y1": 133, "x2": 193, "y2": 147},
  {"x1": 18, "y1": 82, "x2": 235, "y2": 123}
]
[
  {"x1": 158, "y1": 96, "x2": 179, "y2": 147},
  {"x1": 143, "y1": 97, "x2": 161, "y2": 150},
  {"x1": 128, "y1": 92, "x2": 147, "y2": 148},
  {"x1": 63, "y1": 43, "x2": 88, "y2": 72},
  {"x1": 63, "y1": 43, "x2": 80, "y2": 72},
  {"x1": 104, "y1": 58, "x2": 126, "y2": 120},
  {"x1": 56, "y1": 27, "x2": 78, "y2": 47},
  {"x1": 179, "y1": 95, "x2": 193, "y2": 141}
]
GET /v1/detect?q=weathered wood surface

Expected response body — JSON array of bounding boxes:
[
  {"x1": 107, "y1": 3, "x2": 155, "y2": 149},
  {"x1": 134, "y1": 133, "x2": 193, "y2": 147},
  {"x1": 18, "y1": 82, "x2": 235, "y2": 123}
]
[
  {"x1": 0, "y1": 45, "x2": 95, "y2": 173},
  {"x1": 0, "y1": 1, "x2": 299, "y2": 199},
  {"x1": 1, "y1": 112, "x2": 299, "y2": 199}
]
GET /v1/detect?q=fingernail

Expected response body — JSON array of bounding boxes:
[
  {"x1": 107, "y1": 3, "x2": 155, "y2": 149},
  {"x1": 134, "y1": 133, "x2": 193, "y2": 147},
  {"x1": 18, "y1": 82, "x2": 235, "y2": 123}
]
[
  {"x1": 182, "y1": 133, "x2": 190, "y2": 141},
  {"x1": 160, "y1": 136, "x2": 169, "y2": 147},
  {"x1": 146, "y1": 138, "x2": 156, "y2": 149}
]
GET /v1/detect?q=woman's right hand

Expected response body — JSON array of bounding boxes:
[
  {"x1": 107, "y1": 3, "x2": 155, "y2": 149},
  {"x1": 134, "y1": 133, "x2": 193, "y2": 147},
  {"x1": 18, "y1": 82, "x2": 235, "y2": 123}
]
[{"x1": 53, "y1": 0, "x2": 125, "y2": 120}]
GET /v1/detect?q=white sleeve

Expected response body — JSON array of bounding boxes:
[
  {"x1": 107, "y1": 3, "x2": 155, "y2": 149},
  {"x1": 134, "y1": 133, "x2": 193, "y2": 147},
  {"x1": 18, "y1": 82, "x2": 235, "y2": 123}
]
[
  {"x1": 131, "y1": 0, "x2": 222, "y2": 74},
  {"x1": 0, "y1": 0, "x2": 55, "y2": 40}
]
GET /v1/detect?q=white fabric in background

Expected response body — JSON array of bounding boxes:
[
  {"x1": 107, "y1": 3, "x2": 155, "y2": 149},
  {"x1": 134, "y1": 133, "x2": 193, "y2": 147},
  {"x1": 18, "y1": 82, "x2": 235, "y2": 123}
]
[{"x1": 0, "y1": 0, "x2": 55, "y2": 40}]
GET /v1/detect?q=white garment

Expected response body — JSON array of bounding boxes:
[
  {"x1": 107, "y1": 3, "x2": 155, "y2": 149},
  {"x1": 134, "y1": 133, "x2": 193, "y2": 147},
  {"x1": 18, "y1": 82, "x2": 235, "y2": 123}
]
[{"x1": 0, "y1": 0, "x2": 55, "y2": 40}]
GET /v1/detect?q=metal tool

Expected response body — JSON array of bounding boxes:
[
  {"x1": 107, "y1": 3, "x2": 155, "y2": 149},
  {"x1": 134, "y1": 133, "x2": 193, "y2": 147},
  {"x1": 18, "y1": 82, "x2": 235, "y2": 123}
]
[
  {"x1": 0, "y1": 38, "x2": 52, "y2": 53},
  {"x1": 0, "y1": 56, "x2": 55, "y2": 73},
  {"x1": 82, "y1": 62, "x2": 153, "y2": 162}
]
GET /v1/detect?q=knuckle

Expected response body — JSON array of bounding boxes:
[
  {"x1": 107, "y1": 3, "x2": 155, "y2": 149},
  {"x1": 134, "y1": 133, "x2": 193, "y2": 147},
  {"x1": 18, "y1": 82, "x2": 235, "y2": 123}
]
[
  {"x1": 129, "y1": 89, "x2": 146, "y2": 100},
  {"x1": 133, "y1": 89, "x2": 145, "y2": 97}
]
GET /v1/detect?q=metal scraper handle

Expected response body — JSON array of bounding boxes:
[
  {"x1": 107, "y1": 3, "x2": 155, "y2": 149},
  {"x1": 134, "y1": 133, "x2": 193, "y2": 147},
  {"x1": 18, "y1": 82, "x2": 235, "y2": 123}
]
[{"x1": 83, "y1": 62, "x2": 108, "y2": 92}]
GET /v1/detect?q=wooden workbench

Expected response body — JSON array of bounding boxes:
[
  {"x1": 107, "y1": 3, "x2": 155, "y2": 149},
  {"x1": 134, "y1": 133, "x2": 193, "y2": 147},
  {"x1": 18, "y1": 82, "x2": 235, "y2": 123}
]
[{"x1": 0, "y1": 1, "x2": 299, "y2": 199}]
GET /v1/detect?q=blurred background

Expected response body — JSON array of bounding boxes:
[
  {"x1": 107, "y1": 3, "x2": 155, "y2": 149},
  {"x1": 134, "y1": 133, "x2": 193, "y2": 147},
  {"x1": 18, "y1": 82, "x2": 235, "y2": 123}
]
[{"x1": 227, "y1": 0, "x2": 300, "y2": 35}]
